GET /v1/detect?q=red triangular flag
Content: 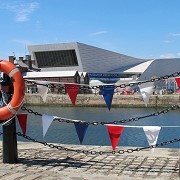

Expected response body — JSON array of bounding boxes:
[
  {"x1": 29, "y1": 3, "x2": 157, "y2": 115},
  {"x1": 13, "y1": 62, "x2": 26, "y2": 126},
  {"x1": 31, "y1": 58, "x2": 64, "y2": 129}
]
[
  {"x1": 106, "y1": 125, "x2": 124, "y2": 151},
  {"x1": 175, "y1": 77, "x2": 180, "y2": 88},
  {"x1": 17, "y1": 114, "x2": 28, "y2": 135},
  {"x1": 64, "y1": 84, "x2": 80, "y2": 106}
]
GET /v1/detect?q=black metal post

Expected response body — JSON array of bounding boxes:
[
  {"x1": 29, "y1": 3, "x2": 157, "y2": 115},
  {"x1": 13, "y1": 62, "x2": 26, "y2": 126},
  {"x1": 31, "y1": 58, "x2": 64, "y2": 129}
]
[
  {"x1": 3, "y1": 118, "x2": 18, "y2": 163},
  {"x1": 2, "y1": 74, "x2": 18, "y2": 163},
  {"x1": 179, "y1": 157, "x2": 180, "y2": 177}
]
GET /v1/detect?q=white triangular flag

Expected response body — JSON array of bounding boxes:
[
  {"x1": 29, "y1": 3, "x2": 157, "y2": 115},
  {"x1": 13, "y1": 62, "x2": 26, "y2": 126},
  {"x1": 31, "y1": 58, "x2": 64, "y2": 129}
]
[
  {"x1": 139, "y1": 82, "x2": 154, "y2": 106},
  {"x1": 143, "y1": 126, "x2": 161, "y2": 152},
  {"x1": 37, "y1": 85, "x2": 48, "y2": 102},
  {"x1": 42, "y1": 114, "x2": 54, "y2": 137}
]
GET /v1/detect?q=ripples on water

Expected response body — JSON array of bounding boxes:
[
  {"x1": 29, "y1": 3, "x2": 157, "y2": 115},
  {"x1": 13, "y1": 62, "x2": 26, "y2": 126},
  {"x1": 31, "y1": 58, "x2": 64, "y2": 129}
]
[{"x1": 1, "y1": 106, "x2": 180, "y2": 148}]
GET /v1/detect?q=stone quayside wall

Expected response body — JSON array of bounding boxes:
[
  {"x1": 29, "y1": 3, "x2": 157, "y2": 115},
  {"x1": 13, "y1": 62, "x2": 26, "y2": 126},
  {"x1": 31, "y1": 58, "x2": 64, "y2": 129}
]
[{"x1": 24, "y1": 94, "x2": 180, "y2": 107}]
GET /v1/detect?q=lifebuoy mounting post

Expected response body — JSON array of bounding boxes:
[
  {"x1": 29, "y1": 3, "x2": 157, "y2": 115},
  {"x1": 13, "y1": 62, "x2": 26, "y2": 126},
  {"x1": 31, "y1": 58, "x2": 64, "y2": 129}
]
[{"x1": 0, "y1": 60, "x2": 25, "y2": 163}]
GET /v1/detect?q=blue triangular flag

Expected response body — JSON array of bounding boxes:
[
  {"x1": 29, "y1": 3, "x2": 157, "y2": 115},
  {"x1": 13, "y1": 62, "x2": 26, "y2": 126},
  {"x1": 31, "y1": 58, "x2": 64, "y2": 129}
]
[
  {"x1": 74, "y1": 123, "x2": 88, "y2": 144},
  {"x1": 100, "y1": 86, "x2": 115, "y2": 110}
]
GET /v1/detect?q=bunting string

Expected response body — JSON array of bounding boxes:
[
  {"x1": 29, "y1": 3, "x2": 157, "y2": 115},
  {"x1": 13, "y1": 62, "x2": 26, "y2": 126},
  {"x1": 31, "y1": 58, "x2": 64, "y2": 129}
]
[
  {"x1": 0, "y1": 127, "x2": 180, "y2": 153},
  {"x1": 0, "y1": 71, "x2": 180, "y2": 155},
  {"x1": 4, "y1": 72, "x2": 180, "y2": 149},
  {"x1": 25, "y1": 71, "x2": 180, "y2": 90},
  {"x1": 20, "y1": 105, "x2": 180, "y2": 125},
  {"x1": 8, "y1": 132, "x2": 180, "y2": 155},
  {"x1": 18, "y1": 105, "x2": 180, "y2": 147},
  {"x1": 24, "y1": 73, "x2": 180, "y2": 109}
]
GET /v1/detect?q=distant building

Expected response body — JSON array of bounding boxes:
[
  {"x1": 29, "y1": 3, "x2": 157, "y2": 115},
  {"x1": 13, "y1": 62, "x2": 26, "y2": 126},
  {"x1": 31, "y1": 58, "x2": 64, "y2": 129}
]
[
  {"x1": 137, "y1": 59, "x2": 180, "y2": 81},
  {"x1": 28, "y1": 42, "x2": 147, "y2": 83},
  {"x1": 137, "y1": 58, "x2": 180, "y2": 93},
  {"x1": 23, "y1": 70, "x2": 80, "y2": 83},
  {"x1": 9, "y1": 42, "x2": 180, "y2": 94},
  {"x1": 23, "y1": 70, "x2": 80, "y2": 93},
  {"x1": 9, "y1": 55, "x2": 40, "y2": 72}
]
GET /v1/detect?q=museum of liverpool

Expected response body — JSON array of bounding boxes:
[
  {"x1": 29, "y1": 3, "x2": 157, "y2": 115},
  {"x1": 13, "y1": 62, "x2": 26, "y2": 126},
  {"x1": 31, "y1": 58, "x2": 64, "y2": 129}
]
[
  {"x1": 19, "y1": 42, "x2": 180, "y2": 92},
  {"x1": 26, "y1": 42, "x2": 147, "y2": 83}
]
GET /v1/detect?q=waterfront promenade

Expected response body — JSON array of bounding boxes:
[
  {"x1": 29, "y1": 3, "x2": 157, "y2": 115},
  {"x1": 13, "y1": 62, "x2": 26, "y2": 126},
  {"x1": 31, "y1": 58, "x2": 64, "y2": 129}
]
[{"x1": 0, "y1": 141, "x2": 179, "y2": 179}]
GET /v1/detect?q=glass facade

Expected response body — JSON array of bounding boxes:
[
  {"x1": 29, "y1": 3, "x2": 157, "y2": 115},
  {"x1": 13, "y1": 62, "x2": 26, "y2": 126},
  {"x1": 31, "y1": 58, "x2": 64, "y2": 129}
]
[
  {"x1": 34, "y1": 50, "x2": 78, "y2": 68},
  {"x1": 88, "y1": 73, "x2": 136, "y2": 83}
]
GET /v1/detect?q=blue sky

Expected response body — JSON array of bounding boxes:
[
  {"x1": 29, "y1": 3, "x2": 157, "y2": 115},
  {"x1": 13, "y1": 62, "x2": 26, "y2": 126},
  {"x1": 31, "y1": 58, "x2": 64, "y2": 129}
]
[{"x1": 0, "y1": 0, "x2": 180, "y2": 60}]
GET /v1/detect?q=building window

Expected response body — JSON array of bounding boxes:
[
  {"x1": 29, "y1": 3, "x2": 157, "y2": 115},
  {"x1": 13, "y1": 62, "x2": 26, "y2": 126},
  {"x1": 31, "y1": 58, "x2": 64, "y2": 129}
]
[{"x1": 35, "y1": 50, "x2": 79, "y2": 68}]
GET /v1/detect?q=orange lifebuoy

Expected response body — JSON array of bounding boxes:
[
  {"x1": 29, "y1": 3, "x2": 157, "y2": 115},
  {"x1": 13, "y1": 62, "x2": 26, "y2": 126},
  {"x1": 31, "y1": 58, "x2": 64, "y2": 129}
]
[{"x1": 0, "y1": 60, "x2": 25, "y2": 120}]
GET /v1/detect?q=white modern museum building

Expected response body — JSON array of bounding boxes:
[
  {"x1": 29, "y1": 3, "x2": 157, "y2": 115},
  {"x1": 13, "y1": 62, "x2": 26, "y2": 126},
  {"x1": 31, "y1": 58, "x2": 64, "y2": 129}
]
[
  {"x1": 27, "y1": 42, "x2": 147, "y2": 84},
  {"x1": 22, "y1": 42, "x2": 180, "y2": 92}
]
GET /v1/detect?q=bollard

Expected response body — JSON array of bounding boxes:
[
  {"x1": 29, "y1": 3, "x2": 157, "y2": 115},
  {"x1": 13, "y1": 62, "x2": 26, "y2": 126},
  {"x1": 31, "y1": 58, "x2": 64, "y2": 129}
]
[
  {"x1": 179, "y1": 158, "x2": 180, "y2": 177},
  {"x1": 3, "y1": 118, "x2": 18, "y2": 163},
  {"x1": 2, "y1": 74, "x2": 18, "y2": 163}
]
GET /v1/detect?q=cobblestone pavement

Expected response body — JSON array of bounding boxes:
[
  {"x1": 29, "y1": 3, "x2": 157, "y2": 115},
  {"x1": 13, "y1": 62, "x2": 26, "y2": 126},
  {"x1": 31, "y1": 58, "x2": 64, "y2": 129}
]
[{"x1": 0, "y1": 142, "x2": 179, "y2": 180}]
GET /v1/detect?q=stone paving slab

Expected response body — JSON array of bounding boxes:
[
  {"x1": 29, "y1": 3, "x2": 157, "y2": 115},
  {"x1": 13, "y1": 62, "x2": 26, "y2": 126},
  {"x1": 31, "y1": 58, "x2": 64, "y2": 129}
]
[{"x1": 0, "y1": 141, "x2": 179, "y2": 179}]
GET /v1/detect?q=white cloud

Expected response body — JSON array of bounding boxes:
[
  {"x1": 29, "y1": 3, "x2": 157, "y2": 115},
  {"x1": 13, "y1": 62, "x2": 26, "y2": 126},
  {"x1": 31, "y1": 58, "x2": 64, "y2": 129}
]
[
  {"x1": 170, "y1": 33, "x2": 180, "y2": 37},
  {"x1": 89, "y1": 31, "x2": 108, "y2": 36},
  {"x1": 2, "y1": 1, "x2": 39, "y2": 22},
  {"x1": 160, "y1": 53, "x2": 180, "y2": 58},
  {"x1": 159, "y1": 53, "x2": 176, "y2": 59}
]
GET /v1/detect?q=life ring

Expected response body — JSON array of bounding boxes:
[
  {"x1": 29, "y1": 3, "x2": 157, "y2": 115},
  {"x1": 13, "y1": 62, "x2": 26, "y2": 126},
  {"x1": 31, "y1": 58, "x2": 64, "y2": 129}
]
[{"x1": 0, "y1": 60, "x2": 25, "y2": 120}]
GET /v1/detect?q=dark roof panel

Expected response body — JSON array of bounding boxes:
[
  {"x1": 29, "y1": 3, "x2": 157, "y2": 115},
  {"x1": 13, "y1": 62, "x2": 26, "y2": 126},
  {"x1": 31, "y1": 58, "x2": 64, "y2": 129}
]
[{"x1": 138, "y1": 58, "x2": 180, "y2": 81}]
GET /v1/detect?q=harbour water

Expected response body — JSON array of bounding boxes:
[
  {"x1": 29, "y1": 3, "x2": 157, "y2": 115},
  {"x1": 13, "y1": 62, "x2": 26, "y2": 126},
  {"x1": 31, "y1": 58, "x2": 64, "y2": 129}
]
[{"x1": 1, "y1": 106, "x2": 180, "y2": 148}]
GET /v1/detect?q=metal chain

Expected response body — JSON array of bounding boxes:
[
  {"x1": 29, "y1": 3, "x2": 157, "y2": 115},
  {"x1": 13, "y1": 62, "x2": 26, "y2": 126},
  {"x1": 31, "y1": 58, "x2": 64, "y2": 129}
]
[
  {"x1": 25, "y1": 80, "x2": 90, "y2": 91},
  {"x1": 16, "y1": 132, "x2": 180, "y2": 155},
  {"x1": 25, "y1": 71, "x2": 180, "y2": 90},
  {"x1": 21, "y1": 106, "x2": 42, "y2": 116},
  {"x1": 1, "y1": 132, "x2": 180, "y2": 155},
  {"x1": 21, "y1": 104, "x2": 180, "y2": 125}
]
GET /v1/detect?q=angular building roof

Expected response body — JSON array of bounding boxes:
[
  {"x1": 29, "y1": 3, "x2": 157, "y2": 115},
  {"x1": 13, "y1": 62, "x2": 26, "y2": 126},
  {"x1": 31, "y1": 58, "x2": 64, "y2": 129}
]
[
  {"x1": 28, "y1": 42, "x2": 147, "y2": 74},
  {"x1": 16, "y1": 60, "x2": 29, "y2": 68},
  {"x1": 138, "y1": 58, "x2": 180, "y2": 81},
  {"x1": 123, "y1": 60, "x2": 154, "y2": 73}
]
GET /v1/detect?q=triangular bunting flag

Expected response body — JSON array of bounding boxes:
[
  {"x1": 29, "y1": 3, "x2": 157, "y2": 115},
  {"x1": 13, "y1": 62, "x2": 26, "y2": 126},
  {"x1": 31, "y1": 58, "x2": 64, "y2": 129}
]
[
  {"x1": 143, "y1": 126, "x2": 161, "y2": 149},
  {"x1": 100, "y1": 86, "x2": 115, "y2": 110},
  {"x1": 42, "y1": 114, "x2": 54, "y2": 137},
  {"x1": 64, "y1": 84, "x2": 80, "y2": 106},
  {"x1": 175, "y1": 77, "x2": 180, "y2": 88},
  {"x1": 17, "y1": 114, "x2": 28, "y2": 135},
  {"x1": 139, "y1": 82, "x2": 154, "y2": 106},
  {"x1": 37, "y1": 84, "x2": 49, "y2": 102},
  {"x1": 74, "y1": 123, "x2": 89, "y2": 144},
  {"x1": 106, "y1": 125, "x2": 124, "y2": 151}
]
